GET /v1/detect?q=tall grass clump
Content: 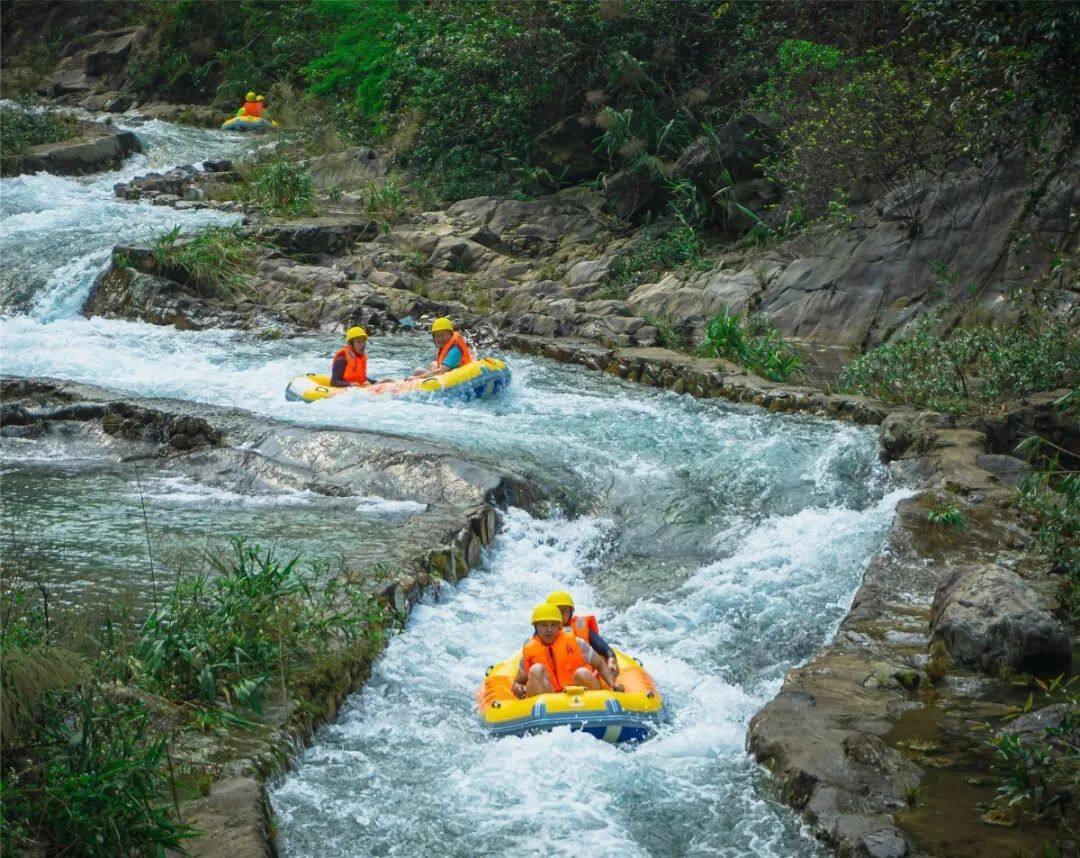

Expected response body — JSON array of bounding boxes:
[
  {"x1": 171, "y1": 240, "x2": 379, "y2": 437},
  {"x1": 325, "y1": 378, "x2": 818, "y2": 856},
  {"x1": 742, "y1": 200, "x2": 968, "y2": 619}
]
[
  {"x1": 248, "y1": 160, "x2": 315, "y2": 216},
  {"x1": 132, "y1": 540, "x2": 382, "y2": 711},
  {"x1": 1, "y1": 686, "x2": 196, "y2": 856},
  {"x1": 698, "y1": 310, "x2": 805, "y2": 382},
  {"x1": 1015, "y1": 391, "x2": 1080, "y2": 622},
  {"x1": 151, "y1": 225, "x2": 255, "y2": 298},
  {"x1": 1, "y1": 533, "x2": 392, "y2": 854},
  {"x1": 1, "y1": 558, "x2": 193, "y2": 856}
]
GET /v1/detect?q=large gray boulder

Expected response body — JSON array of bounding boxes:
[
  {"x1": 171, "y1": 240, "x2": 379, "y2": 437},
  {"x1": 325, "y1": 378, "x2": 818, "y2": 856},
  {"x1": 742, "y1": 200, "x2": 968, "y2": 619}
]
[{"x1": 930, "y1": 563, "x2": 1071, "y2": 674}]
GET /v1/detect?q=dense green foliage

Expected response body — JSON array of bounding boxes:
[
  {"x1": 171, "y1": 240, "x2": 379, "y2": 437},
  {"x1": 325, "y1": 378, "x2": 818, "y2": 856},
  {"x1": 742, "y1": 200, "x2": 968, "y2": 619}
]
[
  {"x1": 1016, "y1": 391, "x2": 1080, "y2": 623},
  {"x1": 699, "y1": 310, "x2": 804, "y2": 382},
  {"x1": 840, "y1": 315, "x2": 1078, "y2": 412},
  {"x1": 1, "y1": 687, "x2": 195, "y2": 856},
  {"x1": 130, "y1": 0, "x2": 329, "y2": 105},
  {"x1": 122, "y1": 1, "x2": 1079, "y2": 207},
  {"x1": 0, "y1": 105, "x2": 75, "y2": 162}
]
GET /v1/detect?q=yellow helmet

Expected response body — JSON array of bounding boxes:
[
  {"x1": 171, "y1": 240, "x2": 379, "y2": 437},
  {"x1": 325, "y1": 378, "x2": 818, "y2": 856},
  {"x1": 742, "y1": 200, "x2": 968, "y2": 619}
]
[
  {"x1": 431, "y1": 317, "x2": 454, "y2": 333},
  {"x1": 345, "y1": 326, "x2": 368, "y2": 341},
  {"x1": 546, "y1": 590, "x2": 575, "y2": 609},
  {"x1": 246, "y1": 91, "x2": 257, "y2": 101},
  {"x1": 256, "y1": 94, "x2": 265, "y2": 101},
  {"x1": 531, "y1": 603, "x2": 563, "y2": 625}
]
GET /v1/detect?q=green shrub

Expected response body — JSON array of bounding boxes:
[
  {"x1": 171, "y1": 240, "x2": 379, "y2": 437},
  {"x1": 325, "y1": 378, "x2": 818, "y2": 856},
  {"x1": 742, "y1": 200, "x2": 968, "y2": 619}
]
[
  {"x1": 248, "y1": 160, "x2": 315, "y2": 216},
  {"x1": 0, "y1": 684, "x2": 194, "y2": 856},
  {"x1": 840, "y1": 315, "x2": 1078, "y2": 411},
  {"x1": 362, "y1": 176, "x2": 405, "y2": 229},
  {"x1": 1015, "y1": 393, "x2": 1080, "y2": 622},
  {"x1": 151, "y1": 225, "x2": 255, "y2": 298},
  {"x1": 990, "y1": 675, "x2": 1079, "y2": 825},
  {"x1": 927, "y1": 502, "x2": 966, "y2": 529},
  {"x1": 0, "y1": 106, "x2": 76, "y2": 161},
  {"x1": 907, "y1": 1, "x2": 1080, "y2": 143},
  {"x1": 131, "y1": 540, "x2": 378, "y2": 710},
  {"x1": 642, "y1": 314, "x2": 689, "y2": 352},
  {"x1": 698, "y1": 310, "x2": 804, "y2": 382},
  {"x1": 602, "y1": 214, "x2": 706, "y2": 299}
]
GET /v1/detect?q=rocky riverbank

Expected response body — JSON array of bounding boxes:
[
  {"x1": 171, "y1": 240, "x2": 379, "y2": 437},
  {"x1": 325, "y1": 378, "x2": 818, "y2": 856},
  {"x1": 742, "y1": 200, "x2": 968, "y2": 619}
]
[{"x1": 0, "y1": 376, "x2": 531, "y2": 857}]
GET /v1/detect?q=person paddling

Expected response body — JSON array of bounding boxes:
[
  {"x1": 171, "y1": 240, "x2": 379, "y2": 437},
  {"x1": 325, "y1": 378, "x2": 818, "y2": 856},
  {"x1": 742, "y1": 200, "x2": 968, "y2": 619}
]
[
  {"x1": 546, "y1": 590, "x2": 618, "y2": 676},
  {"x1": 411, "y1": 317, "x2": 473, "y2": 379},
  {"x1": 330, "y1": 326, "x2": 379, "y2": 388},
  {"x1": 512, "y1": 603, "x2": 623, "y2": 699}
]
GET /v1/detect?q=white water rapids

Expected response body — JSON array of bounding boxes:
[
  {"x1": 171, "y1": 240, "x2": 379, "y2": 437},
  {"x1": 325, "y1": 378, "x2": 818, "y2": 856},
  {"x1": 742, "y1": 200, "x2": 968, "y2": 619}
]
[{"x1": 0, "y1": 118, "x2": 909, "y2": 856}]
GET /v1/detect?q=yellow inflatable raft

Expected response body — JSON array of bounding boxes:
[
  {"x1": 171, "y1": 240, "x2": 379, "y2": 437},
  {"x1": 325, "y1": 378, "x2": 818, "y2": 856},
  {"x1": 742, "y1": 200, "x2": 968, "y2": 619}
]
[
  {"x1": 284, "y1": 357, "x2": 511, "y2": 404},
  {"x1": 477, "y1": 648, "x2": 664, "y2": 743},
  {"x1": 221, "y1": 115, "x2": 280, "y2": 133}
]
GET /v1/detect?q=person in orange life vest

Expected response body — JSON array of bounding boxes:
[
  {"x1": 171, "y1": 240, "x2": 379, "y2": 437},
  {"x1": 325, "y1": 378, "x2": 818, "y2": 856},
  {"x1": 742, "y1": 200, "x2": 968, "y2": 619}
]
[
  {"x1": 546, "y1": 590, "x2": 618, "y2": 676},
  {"x1": 238, "y1": 91, "x2": 263, "y2": 118},
  {"x1": 410, "y1": 317, "x2": 473, "y2": 379},
  {"x1": 330, "y1": 326, "x2": 379, "y2": 388},
  {"x1": 511, "y1": 603, "x2": 623, "y2": 699}
]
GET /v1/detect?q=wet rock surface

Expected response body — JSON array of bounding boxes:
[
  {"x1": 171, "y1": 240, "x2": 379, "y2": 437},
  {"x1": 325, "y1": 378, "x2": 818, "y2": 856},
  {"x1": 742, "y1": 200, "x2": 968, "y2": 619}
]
[{"x1": 1, "y1": 121, "x2": 142, "y2": 176}]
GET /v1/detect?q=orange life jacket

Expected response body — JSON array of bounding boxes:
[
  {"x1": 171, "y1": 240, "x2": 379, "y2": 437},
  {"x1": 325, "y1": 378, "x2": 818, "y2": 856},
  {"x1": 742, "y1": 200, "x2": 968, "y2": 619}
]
[
  {"x1": 242, "y1": 101, "x2": 263, "y2": 118},
  {"x1": 522, "y1": 630, "x2": 587, "y2": 692},
  {"x1": 333, "y1": 346, "x2": 368, "y2": 384},
  {"x1": 568, "y1": 614, "x2": 600, "y2": 642},
  {"x1": 436, "y1": 331, "x2": 473, "y2": 368}
]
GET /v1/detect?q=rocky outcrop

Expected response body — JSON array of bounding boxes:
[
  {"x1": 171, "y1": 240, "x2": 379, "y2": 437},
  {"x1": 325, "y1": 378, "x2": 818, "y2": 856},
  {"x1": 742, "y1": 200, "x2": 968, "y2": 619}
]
[
  {"x1": 629, "y1": 148, "x2": 1079, "y2": 354},
  {"x1": 307, "y1": 147, "x2": 388, "y2": 190},
  {"x1": 2, "y1": 121, "x2": 141, "y2": 176},
  {"x1": 113, "y1": 159, "x2": 241, "y2": 206}
]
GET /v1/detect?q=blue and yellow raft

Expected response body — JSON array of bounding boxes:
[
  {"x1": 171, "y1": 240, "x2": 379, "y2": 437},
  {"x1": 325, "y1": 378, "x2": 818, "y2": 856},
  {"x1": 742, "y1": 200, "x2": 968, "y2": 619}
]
[
  {"x1": 221, "y1": 115, "x2": 279, "y2": 133},
  {"x1": 477, "y1": 648, "x2": 664, "y2": 743},
  {"x1": 285, "y1": 356, "x2": 511, "y2": 404}
]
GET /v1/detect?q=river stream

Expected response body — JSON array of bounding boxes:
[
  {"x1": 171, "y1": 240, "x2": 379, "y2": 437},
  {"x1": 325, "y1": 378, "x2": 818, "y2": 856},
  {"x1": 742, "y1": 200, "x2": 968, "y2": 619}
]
[{"x1": 0, "y1": 118, "x2": 908, "y2": 856}]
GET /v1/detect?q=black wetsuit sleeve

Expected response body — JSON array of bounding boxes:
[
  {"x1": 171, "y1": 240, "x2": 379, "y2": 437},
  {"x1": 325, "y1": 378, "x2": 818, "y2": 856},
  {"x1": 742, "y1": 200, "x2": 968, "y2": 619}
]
[
  {"x1": 589, "y1": 630, "x2": 613, "y2": 659},
  {"x1": 330, "y1": 354, "x2": 350, "y2": 387}
]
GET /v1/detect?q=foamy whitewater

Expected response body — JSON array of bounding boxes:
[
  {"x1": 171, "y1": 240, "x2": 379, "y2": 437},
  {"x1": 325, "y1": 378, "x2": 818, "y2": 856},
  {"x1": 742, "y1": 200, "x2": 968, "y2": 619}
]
[{"x1": 0, "y1": 117, "x2": 909, "y2": 856}]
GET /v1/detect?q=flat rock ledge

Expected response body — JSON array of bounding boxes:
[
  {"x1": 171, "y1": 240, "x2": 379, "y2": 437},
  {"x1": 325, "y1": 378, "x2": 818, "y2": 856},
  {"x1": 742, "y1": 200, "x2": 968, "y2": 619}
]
[
  {"x1": 2, "y1": 122, "x2": 141, "y2": 176},
  {"x1": 501, "y1": 333, "x2": 890, "y2": 424}
]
